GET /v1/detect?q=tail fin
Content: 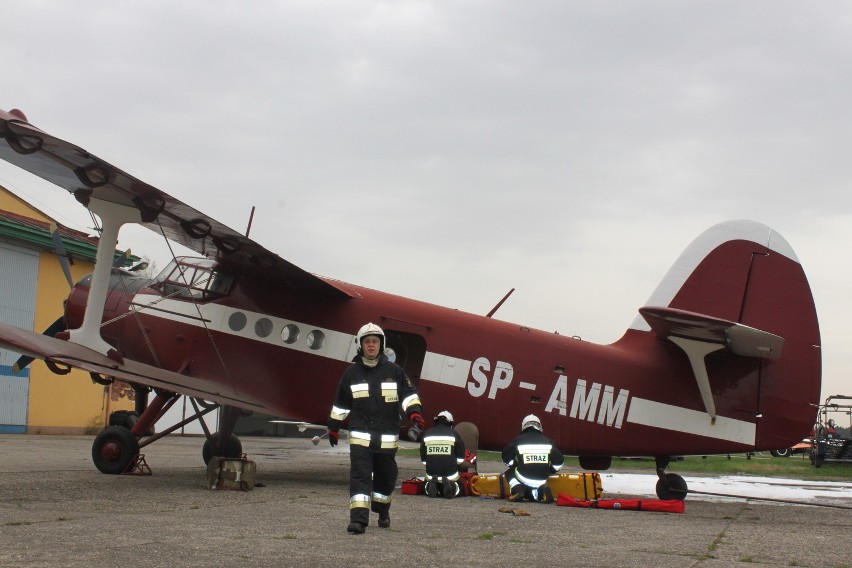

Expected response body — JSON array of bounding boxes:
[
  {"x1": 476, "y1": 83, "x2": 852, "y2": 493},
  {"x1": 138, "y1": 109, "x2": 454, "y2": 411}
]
[{"x1": 631, "y1": 220, "x2": 821, "y2": 450}]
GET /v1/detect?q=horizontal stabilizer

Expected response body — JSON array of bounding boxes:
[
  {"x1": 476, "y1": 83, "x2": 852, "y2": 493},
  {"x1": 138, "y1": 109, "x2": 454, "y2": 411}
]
[{"x1": 639, "y1": 306, "x2": 784, "y2": 360}]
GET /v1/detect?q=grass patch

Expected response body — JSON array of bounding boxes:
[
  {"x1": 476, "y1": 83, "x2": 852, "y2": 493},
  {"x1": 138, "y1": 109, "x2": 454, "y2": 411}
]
[
  {"x1": 396, "y1": 449, "x2": 852, "y2": 481},
  {"x1": 477, "y1": 531, "x2": 506, "y2": 541},
  {"x1": 709, "y1": 529, "x2": 726, "y2": 552}
]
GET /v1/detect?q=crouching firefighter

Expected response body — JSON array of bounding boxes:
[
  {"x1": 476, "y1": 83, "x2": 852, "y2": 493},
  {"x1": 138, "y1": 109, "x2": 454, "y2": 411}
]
[
  {"x1": 501, "y1": 414, "x2": 564, "y2": 503},
  {"x1": 327, "y1": 323, "x2": 425, "y2": 534},
  {"x1": 420, "y1": 410, "x2": 466, "y2": 498}
]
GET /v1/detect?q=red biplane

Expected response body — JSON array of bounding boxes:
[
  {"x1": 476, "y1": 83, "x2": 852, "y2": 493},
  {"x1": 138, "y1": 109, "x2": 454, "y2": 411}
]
[{"x1": 0, "y1": 108, "x2": 821, "y2": 499}]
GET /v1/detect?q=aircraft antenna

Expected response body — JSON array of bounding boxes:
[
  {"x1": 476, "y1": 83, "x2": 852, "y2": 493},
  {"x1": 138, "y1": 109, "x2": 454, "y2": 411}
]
[
  {"x1": 245, "y1": 206, "x2": 256, "y2": 238},
  {"x1": 486, "y1": 288, "x2": 515, "y2": 318}
]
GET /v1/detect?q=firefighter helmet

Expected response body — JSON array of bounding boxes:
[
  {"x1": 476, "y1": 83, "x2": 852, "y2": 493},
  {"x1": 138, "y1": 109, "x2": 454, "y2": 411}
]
[
  {"x1": 355, "y1": 322, "x2": 385, "y2": 355},
  {"x1": 434, "y1": 410, "x2": 454, "y2": 425},
  {"x1": 521, "y1": 414, "x2": 542, "y2": 432}
]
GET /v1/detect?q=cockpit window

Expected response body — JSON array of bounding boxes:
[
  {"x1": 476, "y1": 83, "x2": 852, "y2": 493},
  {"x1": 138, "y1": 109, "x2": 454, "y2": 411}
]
[{"x1": 151, "y1": 257, "x2": 234, "y2": 301}]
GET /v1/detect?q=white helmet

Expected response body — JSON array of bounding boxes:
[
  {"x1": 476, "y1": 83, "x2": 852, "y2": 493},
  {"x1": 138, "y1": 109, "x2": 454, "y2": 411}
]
[
  {"x1": 521, "y1": 414, "x2": 542, "y2": 432},
  {"x1": 355, "y1": 322, "x2": 385, "y2": 354},
  {"x1": 435, "y1": 410, "x2": 454, "y2": 424}
]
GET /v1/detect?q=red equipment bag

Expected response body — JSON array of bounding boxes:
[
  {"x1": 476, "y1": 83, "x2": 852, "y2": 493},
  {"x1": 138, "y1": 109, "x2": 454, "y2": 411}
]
[
  {"x1": 401, "y1": 478, "x2": 425, "y2": 495},
  {"x1": 458, "y1": 472, "x2": 476, "y2": 496},
  {"x1": 556, "y1": 493, "x2": 685, "y2": 513}
]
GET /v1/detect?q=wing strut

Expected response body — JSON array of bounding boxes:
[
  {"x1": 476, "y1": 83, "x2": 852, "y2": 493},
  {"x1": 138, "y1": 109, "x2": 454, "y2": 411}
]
[
  {"x1": 65, "y1": 198, "x2": 142, "y2": 358},
  {"x1": 667, "y1": 336, "x2": 724, "y2": 423}
]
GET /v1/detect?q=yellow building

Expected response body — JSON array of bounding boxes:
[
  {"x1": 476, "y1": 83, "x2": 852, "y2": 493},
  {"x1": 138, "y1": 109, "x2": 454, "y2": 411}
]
[{"x1": 0, "y1": 185, "x2": 134, "y2": 434}]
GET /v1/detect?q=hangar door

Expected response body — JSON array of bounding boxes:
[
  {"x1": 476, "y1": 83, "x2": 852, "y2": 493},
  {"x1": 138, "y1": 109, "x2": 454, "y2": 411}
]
[{"x1": 0, "y1": 242, "x2": 38, "y2": 433}]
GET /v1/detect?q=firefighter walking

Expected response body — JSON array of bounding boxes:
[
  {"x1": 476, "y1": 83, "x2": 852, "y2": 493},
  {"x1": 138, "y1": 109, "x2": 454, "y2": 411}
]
[{"x1": 327, "y1": 323, "x2": 425, "y2": 534}]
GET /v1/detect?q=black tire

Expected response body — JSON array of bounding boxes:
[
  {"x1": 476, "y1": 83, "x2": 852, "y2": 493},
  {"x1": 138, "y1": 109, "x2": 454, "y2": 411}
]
[
  {"x1": 124, "y1": 413, "x2": 139, "y2": 431},
  {"x1": 770, "y1": 448, "x2": 791, "y2": 458},
  {"x1": 655, "y1": 473, "x2": 688, "y2": 500},
  {"x1": 108, "y1": 410, "x2": 139, "y2": 430},
  {"x1": 92, "y1": 426, "x2": 140, "y2": 474},
  {"x1": 202, "y1": 432, "x2": 243, "y2": 464},
  {"x1": 812, "y1": 442, "x2": 826, "y2": 468}
]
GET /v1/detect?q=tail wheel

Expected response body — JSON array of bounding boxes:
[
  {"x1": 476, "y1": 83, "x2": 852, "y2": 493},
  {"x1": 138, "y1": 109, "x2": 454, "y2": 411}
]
[
  {"x1": 92, "y1": 426, "x2": 140, "y2": 474},
  {"x1": 655, "y1": 473, "x2": 688, "y2": 501},
  {"x1": 202, "y1": 432, "x2": 242, "y2": 464}
]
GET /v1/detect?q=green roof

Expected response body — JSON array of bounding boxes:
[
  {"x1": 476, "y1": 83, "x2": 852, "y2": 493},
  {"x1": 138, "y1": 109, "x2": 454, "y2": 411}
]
[{"x1": 0, "y1": 209, "x2": 137, "y2": 266}]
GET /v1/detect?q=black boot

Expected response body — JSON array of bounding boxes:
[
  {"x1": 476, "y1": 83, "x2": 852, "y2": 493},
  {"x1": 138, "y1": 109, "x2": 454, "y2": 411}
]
[
  {"x1": 378, "y1": 511, "x2": 390, "y2": 528},
  {"x1": 442, "y1": 479, "x2": 456, "y2": 499},
  {"x1": 347, "y1": 522, "x2": 365, "y2": 534},
  {"x1": 538, "y1": 485, "x2": 554, "y2": 504}
]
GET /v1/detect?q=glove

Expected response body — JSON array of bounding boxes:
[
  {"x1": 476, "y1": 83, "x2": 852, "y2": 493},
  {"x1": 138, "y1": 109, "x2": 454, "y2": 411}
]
[
  {"x1": 328, "y1": 430, "x2": 339, "y2": 447},
  {"x1": 407, "y1": 412, "x2": 425, "y2": 442},
  {"x1": 410, "y1": 412, "x2": 425, "y2": 429}
]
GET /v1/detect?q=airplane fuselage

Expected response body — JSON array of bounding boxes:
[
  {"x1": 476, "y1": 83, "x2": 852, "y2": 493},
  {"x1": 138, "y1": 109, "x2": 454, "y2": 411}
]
[{"x1": 64, "y1": 257, "x2": 805, "y2": 459}]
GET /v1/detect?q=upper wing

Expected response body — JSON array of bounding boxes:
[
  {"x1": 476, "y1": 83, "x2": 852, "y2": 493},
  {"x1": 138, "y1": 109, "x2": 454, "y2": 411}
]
[{"x1": 0, "y1": 108, "x2": 353, "y2": 297}]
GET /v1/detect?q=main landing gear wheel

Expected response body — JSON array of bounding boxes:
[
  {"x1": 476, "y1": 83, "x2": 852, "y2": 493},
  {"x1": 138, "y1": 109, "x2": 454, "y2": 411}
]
[
  {"x1": 92, "y1": 426, "x2": 140, "y2": 474},
  {"x1": 656, "y1": 473, "x2": 688, "y2": 500},
  {"x1": 202, "y1": 432, "x2": 243, "y2": 464},
  {"x1": 770, "y1": 448, "x2": 791, "y2": 458}
]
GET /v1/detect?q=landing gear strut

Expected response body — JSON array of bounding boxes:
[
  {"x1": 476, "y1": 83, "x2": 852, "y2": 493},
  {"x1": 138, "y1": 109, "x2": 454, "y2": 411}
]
[
  {"x1": 655, "y1": 456, "x2": 688, "y2": 500},
  {"x1": 90, "y1": 389, "x2": 244, "y2": 474},
  {"x1": 200, "y1": 405, "x2": 243, "y2": 464}
]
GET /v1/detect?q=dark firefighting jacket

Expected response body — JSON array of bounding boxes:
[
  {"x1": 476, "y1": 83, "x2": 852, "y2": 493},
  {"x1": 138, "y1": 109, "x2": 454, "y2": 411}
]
[
  {"x1": 502, "y1": 428, "x2": 565, "y2": 487},
  {"x1": 419, "y1": 422, "x2": 465, "y2": 480},
  {"x1": 328, "y1": 353, "x2": 422, "y2": 452}
]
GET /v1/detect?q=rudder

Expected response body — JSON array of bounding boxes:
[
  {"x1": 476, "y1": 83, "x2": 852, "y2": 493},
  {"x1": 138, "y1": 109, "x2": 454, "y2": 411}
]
[{"x1": 630, "y1": 220, "x2": 821, "y2": 450}]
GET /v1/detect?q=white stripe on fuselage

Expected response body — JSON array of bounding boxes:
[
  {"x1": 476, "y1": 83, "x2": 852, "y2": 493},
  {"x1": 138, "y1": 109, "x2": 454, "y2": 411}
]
[
  {"x1": 132, "y1": 294, "x2": 357, "y2": 361},
  {"x1": 132, "y1": 294, "x2": 754, "y2": 445},
  {"x1": 626, "y1": 397, "x2": 755, "y2": 445}
]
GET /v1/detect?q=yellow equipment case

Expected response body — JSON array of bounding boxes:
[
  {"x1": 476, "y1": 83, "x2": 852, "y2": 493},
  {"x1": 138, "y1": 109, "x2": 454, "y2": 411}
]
[
  {"x1": 546, "y1": 472, "x2": 602, "y2": 500},
  {"x1": 469, "y1": 472, "x2": 602, "y2": 500},
  {"x1": 469, "y1": 473, "x2": 511, "y2": 498}
]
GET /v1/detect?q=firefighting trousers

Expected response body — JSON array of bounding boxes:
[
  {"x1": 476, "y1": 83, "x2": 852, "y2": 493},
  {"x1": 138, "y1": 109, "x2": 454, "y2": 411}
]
[
  {"x1": 505, "y1": 468, "x2": 547, "y2": 501},
  {"x1": 349, "y1": 445, "x2": 398, "y2": 525}
]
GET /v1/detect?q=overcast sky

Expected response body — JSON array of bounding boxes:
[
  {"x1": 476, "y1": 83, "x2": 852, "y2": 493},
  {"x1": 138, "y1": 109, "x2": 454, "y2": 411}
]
[{"x1": 1, "y1": 1, "x2": 849, "y2": 401}]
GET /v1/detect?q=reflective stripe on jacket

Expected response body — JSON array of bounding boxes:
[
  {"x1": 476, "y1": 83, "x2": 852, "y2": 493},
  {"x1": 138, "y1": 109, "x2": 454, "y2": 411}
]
[
  {"x1": 419, "y1": 422, "x2": 466, "y2": 479},
  {"x1": 502, "y1": 428, "x2": 564, "y2": 486},
  {"x1": 328, "y1": 353, "x2": 422, "y2": 451}
]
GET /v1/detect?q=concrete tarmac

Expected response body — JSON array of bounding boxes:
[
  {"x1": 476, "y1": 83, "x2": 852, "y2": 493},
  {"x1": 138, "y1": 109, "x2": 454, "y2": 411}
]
[{"x1": 0, "y1": 434, "x2": 850, "y2": 568}]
